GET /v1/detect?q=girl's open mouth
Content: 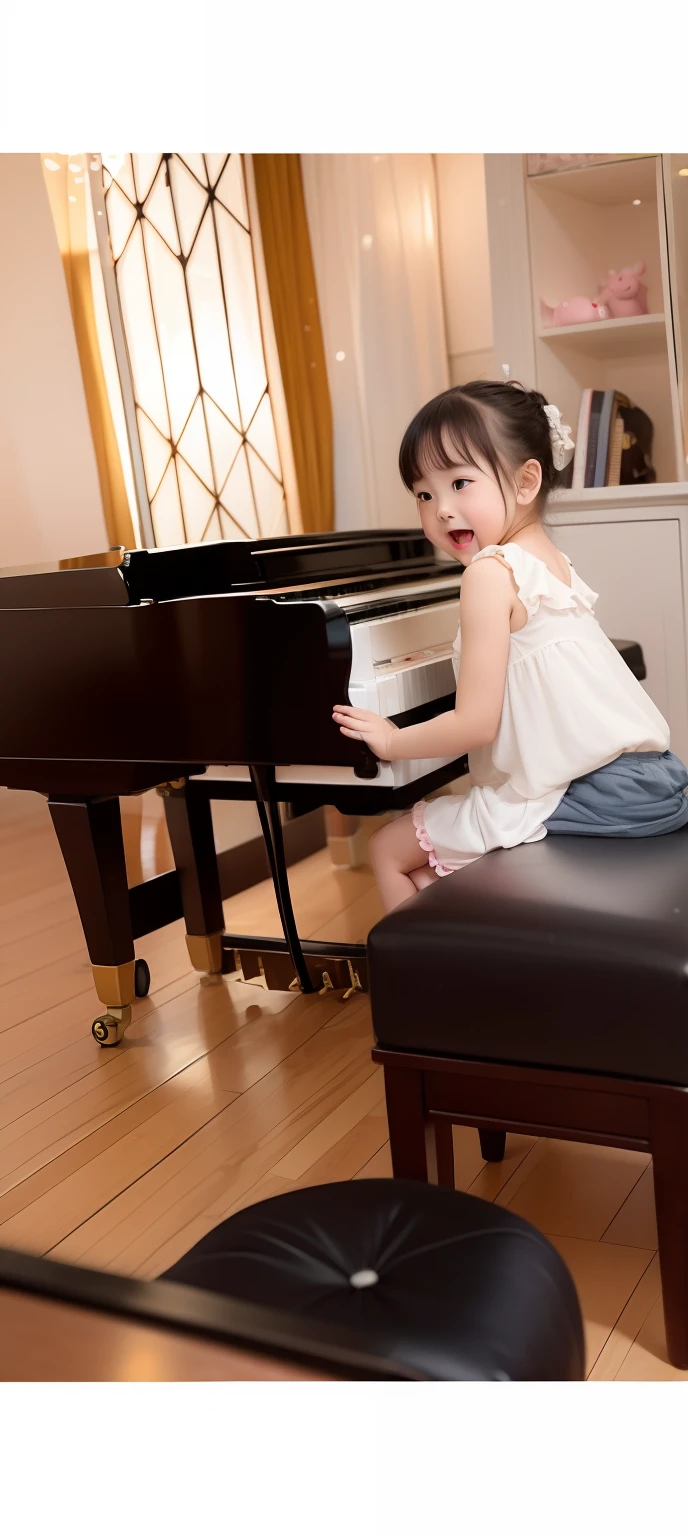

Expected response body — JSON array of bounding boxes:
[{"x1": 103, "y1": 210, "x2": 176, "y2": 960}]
[{"x1": 448, "y1": 529, "x2": 474, "y2": 550}]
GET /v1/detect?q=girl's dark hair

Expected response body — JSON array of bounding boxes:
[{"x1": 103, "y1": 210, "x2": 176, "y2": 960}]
[{"x1": 398, "y1": 379, "x2": 559, "y2": 518}]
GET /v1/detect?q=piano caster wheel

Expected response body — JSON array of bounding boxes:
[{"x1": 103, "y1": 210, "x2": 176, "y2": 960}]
[
  {"x1": 92, "y1": 1005, "x2": 132, "y2": 1047},
  {"x1": 134, "y1": 959, "x2": 151, "y2": 998}
]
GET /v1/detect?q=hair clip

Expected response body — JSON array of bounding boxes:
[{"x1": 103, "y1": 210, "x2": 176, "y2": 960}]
[
  {"x1": 502, "y1": 363, "x2": 510, "y2": 381},
  {"x1": 543, "y1": 403, "x2": 575, "y2": 470}
]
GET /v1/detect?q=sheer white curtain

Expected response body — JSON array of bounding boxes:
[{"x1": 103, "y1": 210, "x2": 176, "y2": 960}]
[{"x1": 301, "y1": 154, "x2": 449, "y2": 530}]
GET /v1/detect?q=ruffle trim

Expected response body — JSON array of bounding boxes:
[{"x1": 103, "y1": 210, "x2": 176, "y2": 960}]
[
  {"x1": 411, "y1": 801, "x2": 454, "y2": 877},
  {"x1": 471, "y1": 543, "x2": 598, "y2": 620}
]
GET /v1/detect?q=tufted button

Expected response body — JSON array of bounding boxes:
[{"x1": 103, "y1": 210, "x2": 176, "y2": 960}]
[{"x1": 349, "y1": 1269, "x2": 379, "y2": 1289}]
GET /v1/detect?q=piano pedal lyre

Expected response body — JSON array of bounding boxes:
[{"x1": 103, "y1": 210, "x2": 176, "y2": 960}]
[{"x1": 341, "y1": 960, "x2": 363, "y2": 1002}]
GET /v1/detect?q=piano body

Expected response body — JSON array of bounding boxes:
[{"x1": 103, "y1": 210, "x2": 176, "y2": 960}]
[{"x1": 0, "y1": 530, "x2": 646, "y2": 1045}]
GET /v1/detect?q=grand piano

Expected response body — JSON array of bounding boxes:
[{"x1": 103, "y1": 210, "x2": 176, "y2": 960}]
[{"x1": 0, "y1": 530, "x2": 646, "y2": 1044}]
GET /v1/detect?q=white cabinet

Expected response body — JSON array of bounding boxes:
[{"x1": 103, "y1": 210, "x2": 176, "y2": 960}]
[{"x1": 550, "y1": 510, "x2": 688, "y2": 762}]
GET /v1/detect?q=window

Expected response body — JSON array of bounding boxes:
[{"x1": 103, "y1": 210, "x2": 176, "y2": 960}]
[{"x1": 101, "y1": 154, "x2": 287, "y2": 547}]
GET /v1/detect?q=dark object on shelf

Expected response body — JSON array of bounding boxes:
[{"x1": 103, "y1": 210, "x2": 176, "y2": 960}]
[
  {"x1": 619, "y1": 403, "x2": 657, "y2": 484},
  {"x1": 368, "y1": 819, "x2": 688, "y2": 1371},
  {"x1": 162, "y1": 1179, "x2": 585, "y2": 1381},
  {"x1": 585, "y1": 390, "x2": 605, "y2": 486},
  {"x1": 574, "y1": 389, "x2": 657, "y2": 488}
]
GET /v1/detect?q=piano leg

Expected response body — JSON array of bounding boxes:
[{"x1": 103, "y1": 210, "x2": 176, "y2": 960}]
[
  {"x1": 249, "y1": 766, "x2": 315, "y2": 995},
  {"x1": 48, "y1": 796, "x2": 135, "y2": 1046},
  {"x1": 160, "y1": 783, "x2": 225, "y2": 982},
  {"x1": 325, "y1": 808, "x2": 363, "y2": 870}
]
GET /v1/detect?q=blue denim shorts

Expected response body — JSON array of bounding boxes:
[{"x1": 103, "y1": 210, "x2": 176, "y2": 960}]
[{"x1": 544, "y1": 751, "x2": 688, "y2": 838}]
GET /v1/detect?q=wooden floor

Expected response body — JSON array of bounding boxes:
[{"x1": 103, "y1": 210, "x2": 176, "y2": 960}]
[{"x1": 0, "y1": 784, "x2": 682, "y2": 1381}]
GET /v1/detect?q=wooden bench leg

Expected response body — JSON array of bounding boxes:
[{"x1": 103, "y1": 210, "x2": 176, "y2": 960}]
[
  {"x1": 480, "y1": 1129, "x2": 507, "y2": 1163},
  {"x1": 649, "y1": 1091, "x2": 688, "y2": 1370},
  {"x1": 383, "y1": 1064, "x2": 428, "y2": 1182}
]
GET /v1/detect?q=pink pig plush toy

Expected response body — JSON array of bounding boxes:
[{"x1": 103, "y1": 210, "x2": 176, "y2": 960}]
[
  {"x1": 540, "y1": 295, "x2": 609, "y2": 328},
  {"x1": 597, "y1": 262, "x2": 648, "y2": 318}
]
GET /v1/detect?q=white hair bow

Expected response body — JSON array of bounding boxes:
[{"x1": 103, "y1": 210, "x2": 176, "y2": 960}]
[{"x1": 543, "y1": 403, "x2": 575, "y2": 471}]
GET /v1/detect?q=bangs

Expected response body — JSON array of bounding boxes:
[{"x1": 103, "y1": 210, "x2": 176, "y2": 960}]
[{"x1": 399, "y1": 389, "x2": 507, "y2": 496}]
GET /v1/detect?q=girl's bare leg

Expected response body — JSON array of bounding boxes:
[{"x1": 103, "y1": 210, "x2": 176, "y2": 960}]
[{"x1": 368, "y1": 814, "x2": 439, "y2": 913}]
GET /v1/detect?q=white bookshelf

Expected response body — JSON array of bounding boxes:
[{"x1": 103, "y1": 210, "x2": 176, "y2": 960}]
[
  {"x1": 483, "y1": 153, "x2": 688, "y2": 756},
  {"x1": 538, "y1": 313, "x2": 665, "y2": 356},
  {"x1": 484, "y1": 153, "x2": 687, "y2": 488}
]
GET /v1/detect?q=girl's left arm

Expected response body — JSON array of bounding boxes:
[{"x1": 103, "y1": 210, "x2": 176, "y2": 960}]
[{"x1": 333, "y1": 557, "x2": 513, "y2": 761}]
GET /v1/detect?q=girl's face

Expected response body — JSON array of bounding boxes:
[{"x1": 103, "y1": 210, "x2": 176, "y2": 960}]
[{"x1": 412, "y1": 449, "x2": 541, "y2": 563}]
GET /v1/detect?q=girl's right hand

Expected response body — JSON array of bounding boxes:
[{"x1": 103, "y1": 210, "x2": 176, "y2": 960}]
[{"x1": 332, "y1": 705, "x2": 399, "y2": 760}]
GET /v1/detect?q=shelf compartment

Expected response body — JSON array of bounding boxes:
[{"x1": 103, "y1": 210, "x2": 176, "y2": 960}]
[
  {"x1": 538, "y1": 314, "x2": 667, "y2": 358},
  {"x1": 528, "y1": 157, "x2": 658, "y2": 207}
]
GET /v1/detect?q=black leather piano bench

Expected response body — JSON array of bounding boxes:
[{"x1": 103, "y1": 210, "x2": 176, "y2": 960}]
[
  {"x1": 367, "y1": 831, "x2": 688, "y2": 1371},
  {"x1": 162, "y1": 1179, "x2": 584, "y2": 1380}
]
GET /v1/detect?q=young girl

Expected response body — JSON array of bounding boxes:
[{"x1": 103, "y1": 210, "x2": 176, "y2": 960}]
[{"x1": 333, "y1": 378, "x2": 688, "y2": 913}]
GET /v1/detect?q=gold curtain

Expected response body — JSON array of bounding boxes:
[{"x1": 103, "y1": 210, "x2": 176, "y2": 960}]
[
  {"x1": 42, "y1": 154, "x2": 135, "y2": 550},
  {"x1": 252, "y1": 155, "x2": 334, "y2": 534}
]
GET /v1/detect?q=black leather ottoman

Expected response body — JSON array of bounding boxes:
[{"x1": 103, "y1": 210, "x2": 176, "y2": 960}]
[
  {"x1": 367, "y1": 832, "x2": 688, "y2": 1369},
  {"x1": 162, "y1": 1179, "x2": 584, "y2": 1380}
]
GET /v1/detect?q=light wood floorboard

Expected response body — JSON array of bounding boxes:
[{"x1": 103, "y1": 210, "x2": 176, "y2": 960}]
[{"x1": 0, "y1": 785, "x2": 681, "y2": 1378}]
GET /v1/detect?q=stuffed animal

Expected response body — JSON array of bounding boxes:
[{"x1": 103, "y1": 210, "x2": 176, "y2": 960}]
[
  {"x1": 598, "y1": 263, "x2": 648, "y2": 318},
  {"x1": 540, "y1": 295, "x2": 609, "y2": 328}
]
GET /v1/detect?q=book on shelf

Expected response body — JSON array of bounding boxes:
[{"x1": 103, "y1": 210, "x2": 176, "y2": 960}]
[
  {"x1": 606, "y1": 412, "x2": 625, "y2": 487},
  {"x1": 572, "y1": 390, "x2": 592, "y2": 491},
  {"x1": 571, "y1": 389, "x2": 632, "y2": 489},
  {"x1": 584, "y1": 391, "x2": 605, "y2": 488}
]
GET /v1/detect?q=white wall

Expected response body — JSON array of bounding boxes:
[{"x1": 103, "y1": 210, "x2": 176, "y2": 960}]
[
  {"x1": 0, "y1": 154, "x2": 108, "y2": 569},
  {"x1": 302, "y1": 154, "x2": 449, "y2": 530},
  {"x1": 434, "y1": 154, "x2": 496, "y2": 386}
]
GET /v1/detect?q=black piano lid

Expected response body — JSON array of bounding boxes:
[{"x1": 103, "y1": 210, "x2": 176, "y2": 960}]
[
  {"x1": 0, "y1": 549, "x2": 130, "y2": 609},
  {"x1": 123, "y1": 530, "x2": 452, "y2": 603},
  {"x1": 0, "y1": 530, "x2": 455, "y2": 609}
]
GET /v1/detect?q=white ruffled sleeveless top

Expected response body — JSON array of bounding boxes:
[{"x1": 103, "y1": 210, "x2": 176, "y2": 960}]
[{"x1": 413, "y1": 541, "x2": 670, "y2": 875}]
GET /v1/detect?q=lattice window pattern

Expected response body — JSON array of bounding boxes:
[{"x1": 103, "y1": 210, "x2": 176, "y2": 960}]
[{"x1": 101, "y1": 154, "x2": 287, "y2": 548}]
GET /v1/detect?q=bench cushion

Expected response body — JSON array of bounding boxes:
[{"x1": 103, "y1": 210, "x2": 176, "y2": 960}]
[{"x1": 368, "y1": 832, "x2": 688, "y2": 1085}]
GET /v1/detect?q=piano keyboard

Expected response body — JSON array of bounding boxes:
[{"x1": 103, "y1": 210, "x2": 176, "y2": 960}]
[
  {"x1": 348, "y1": 590, "x2": 461, "y2": 717},
  {"x1": 200, "y1": 577, "x2": 463, "y2": 794}
]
